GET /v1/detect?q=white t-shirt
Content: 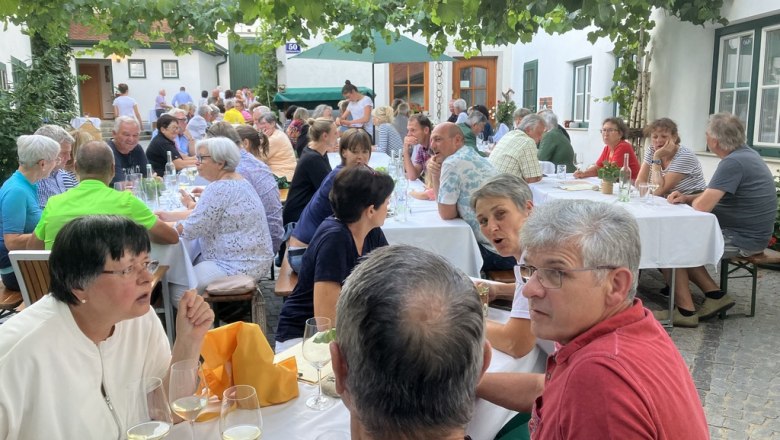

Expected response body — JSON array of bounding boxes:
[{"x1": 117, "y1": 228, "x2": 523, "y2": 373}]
[
  {"x1": 0, "y1": 295, "x2": 171, "y2": 439},
  {"x1": 113, "y1": 95, "x2": 137, "y2": 118},
  {"x1": 347, "y1": 95, "x2": 374, "y2": 135},
  {"x1": 510, "y1": 263, "x2": 531, "y2": 319}
]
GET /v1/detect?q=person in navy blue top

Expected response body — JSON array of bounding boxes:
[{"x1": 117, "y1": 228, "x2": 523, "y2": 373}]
[
  {"x1": 286, "y1": 129, "x2": 372, "y2": 272},
  {"x1": 275, "y1": 165, "x2": 394, "y2": 349}
]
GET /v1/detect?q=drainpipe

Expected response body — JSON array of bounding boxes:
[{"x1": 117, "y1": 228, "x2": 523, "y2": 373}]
[{"x1": 216, "y1": 52, "x2": 228, "y2": 87}]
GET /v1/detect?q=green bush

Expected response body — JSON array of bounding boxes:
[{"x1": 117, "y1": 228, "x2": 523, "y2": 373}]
[{"x1": 0, "y1": 45, "x2": 77, "y2": 182}]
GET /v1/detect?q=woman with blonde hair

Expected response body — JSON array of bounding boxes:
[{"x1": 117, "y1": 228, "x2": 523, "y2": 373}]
[
  {"x1": 64, "y1": 130, "x2": 94, "y2": 173},
  {"x1": 372, "y1": 106, "x2": 403, "y2": 156}
]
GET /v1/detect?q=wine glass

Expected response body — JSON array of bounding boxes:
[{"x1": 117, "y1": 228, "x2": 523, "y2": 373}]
[
  {"x1": 220, "y1": 385, "x2": 263, "y2": 440},
  {"x1": 647, "y1": 183, "x2": 659, "y2": 205},
  {"x1": 126, "y1": 377, "x2": 173, "y2": 440},
  {"x1": 302, "y1": 317, "x2": 334, "y2": 410},
  {"x1": 169, "y1": 359, "x2": 210, "y2": 439},
  {"x1": 575, "y1": 152, "x2": 584, "y2": 172}
]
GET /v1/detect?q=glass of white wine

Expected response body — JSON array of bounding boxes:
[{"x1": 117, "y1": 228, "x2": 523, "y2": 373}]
[
  {"x1": 220, "y1": 385, "x2": 263, "y2": 440},
  {"x1": 647, "y1": 183, "x2": 660, "y2": 205},
  {"x1": 302, "y1": 317, "x2": 334, "y2": 410},
  {"x1": 169, "y1": 359, "x2": 210, "y2": 439},
  {"x1": 126, "y1": 377, "x2": 173, "y2": 440},
  {"x1": 575, "y1": 152, "x2": 584, "y2": 173}
]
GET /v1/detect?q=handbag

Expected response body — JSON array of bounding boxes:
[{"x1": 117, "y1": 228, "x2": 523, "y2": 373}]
[{"x1": 205, "y1": 274, "x2": 256, "y2": 296}]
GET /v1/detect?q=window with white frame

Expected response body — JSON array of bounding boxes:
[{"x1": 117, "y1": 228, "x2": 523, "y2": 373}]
[
  {"x1": 713, "y1": 14, "x2": 780, "y2": 154},
  {"x1": 161, "y1": 60, "x2": 179, "y2": 79},
  {"x1": 0, "y1": 62, "x2": 8, "y2": 91},
  {"x1": 572, "y1": 59, "x2": 592, "y2": 124}
]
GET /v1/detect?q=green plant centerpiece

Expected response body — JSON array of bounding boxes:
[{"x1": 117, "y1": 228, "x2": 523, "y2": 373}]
[{"x1": 597, "y1": 161, "x2": 620, "y2": 195}]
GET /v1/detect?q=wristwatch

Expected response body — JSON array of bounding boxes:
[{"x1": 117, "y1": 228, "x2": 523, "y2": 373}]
[{"x1": 651, "y1": 159, "x2": 662, "y2": 165}]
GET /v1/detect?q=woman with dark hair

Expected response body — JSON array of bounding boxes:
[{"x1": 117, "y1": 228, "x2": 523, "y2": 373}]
[
  {"x1": 282, "y1": 118, "x2": 336, "y2": 225},
  {"x1": 287, "y1": 129, "x2": 373, "y2": 271},
  {"x1": 145, "y1": 114, "x2": 198, "y2": 176},
  {"x1": 336, "y1": 80, "x2": 374, "y2": 138},
  {"x1": 284, "y1": 105, "x2": 299, "y2": 131},
  {"x1": 574, "y1": 117, "x2": 640, "y2": 178},
  {"x1": 0, "y1": 215, "x2": 213, "y2": 439},
  {"x1": 275, "y1": 165, "x2": 394, "y2": 351},
  {"x1": 112, "y1": 83, "x2": 143, "y2": 125},
  {"x1": 235, "y1": 124, "x2": 269, "y2": 160}
]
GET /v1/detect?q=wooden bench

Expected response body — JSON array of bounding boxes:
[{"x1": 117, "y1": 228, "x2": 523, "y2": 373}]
[
  {"x1": 203, "y1": 280, "x2": 266, "y2": 333},
  {"x1": 274, "y1": 249, "x2": 298, "y2": 297},
  {"x1": 0, "y1": 284, "x2": 22, "y2": 320},
  {"x1": 720, "y1": 248, "x2": 780, "y2": 318}
]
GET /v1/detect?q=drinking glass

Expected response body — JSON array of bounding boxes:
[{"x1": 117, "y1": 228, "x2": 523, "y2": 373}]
[
  {"x1": 169, "y1": 359, "x2": 210, "y2": 439},
  {"x1": 178, "y1": 171, "x2": 191, "y2": 190},
  {"x1": 114, "y1": 182, "x2": 126, "y2": 191},
  {"x1": 126, "y1": 377, "x2": 173, "y2": 440},
  {"x1": 302, "y1": 317, "x2": 334, "y2": 410},
  {"x1": 575, "y1": 152, "x2": 584, "y2": 172},
  {"x1": 476, "y1": 283, "x2": 489, "y2": 317},
  {"x1": 220, "y1": 385, "x2": 263, "y2": 440},
  {"x1": 143, "y1": 178, "x2": 160, "y2": 210},
  {"x1": 556, "y1": 164, "x2": 567, "y2": 181},
  {"x1": 638, "y1": 183, "x2": 650, "y2": 203},
  {"x1": 647, "y1": 183, "x2": 659, "y2": 205}
]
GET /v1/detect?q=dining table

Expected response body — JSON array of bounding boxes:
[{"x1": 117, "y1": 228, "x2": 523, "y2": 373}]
[
  {"x1": 169, "y1": 308, "x2": 547, "y2": 440},
  {"x1": 530, "y1": 176, "x2": 725, "y2": 326}
]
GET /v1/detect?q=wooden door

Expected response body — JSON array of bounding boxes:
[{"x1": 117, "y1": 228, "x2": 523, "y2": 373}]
[
  {"x1": 452, "y1": 57, "x2": 497, "y2": 117},
  {"x1": 77, "y1": 63, "x2": 103, "y2": 118}
]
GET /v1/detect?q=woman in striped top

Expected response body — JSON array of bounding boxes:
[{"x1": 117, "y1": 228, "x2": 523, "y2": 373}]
[{"x1": 636, "y1": 118, "x2": 706, "y2": 196}]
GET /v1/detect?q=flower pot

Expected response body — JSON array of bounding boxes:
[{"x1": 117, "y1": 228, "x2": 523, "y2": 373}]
[{"x1": 601, "y1": 180, "x2": 614, "y2": 195}]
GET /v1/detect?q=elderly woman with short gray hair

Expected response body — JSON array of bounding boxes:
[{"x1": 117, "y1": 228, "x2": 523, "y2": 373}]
[
  {"x1": 0, "y1": 135, "x2": 60, "y2": 289},
  {"x1": 158, "y1": 137, "x2": 274, "y2": 301}
]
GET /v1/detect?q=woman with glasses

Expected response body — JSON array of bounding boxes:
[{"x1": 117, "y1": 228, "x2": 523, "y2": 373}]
[
  {"x1": 0, "y1": 135, "x2": 60, "y2": 290},
  {"x1": 158, "y1": 137, "x2": 274, "y2": 303},
  {"x1": 0, "y1": 215, "x2": 213, "y2": 439},
  {"x1": 145, "y1": 114, "x2": 197, "y2": 177},
  {"x1": 573, "y1": 117, "x2": 639, "y2": 179},
  {"x1": 470, "y1": 174, "x2": 540, "y2": 360},
  {"x1": 275, "y1": 165, "x2": 394, "y2": 352}
]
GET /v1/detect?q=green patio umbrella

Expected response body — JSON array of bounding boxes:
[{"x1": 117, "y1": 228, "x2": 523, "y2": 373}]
[{"x1": 293, "y1": 31, "x2": 455, "y2": 132}]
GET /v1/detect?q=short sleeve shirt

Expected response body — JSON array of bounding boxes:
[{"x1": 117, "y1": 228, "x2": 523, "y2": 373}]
[
  {"x1": 595, "y1": 141, "x2": 640, "y2": 178},
  {"x1": 112, "y1": 95, "x2": 137, "y2": 118},
  {"x1": 642, "y1": 145, "x2": 706, "y2": 195},
  {"x1": 276, "y1": 217, "x2": 388, "y2": 341},
  {"x1": 145, "y1": 134, "x2": 182, "y2": 177},
  {"x1": 439, "y1": 146, "x2": 497, "y2": 249},
  {"x1": 347, "y1": 95, "x2": 374, "y2": 135},
  {"x1": 108, "y1": 140, "x2": 150, "y2": 185},
  {"x1": 283, "y1": 147, "x2": 332, "y2": 225},
  {"x1": 488, "y1": 130, "x2": 543, "y2": 180},
  {"x1": 0, "y1": 171, "x2": 41, "y2": 270},
  {"x1": 292, "y1": 165, "x2": 342, "y2": 244},
  {"x1": 708, "y1": 146, "x2": 776, "y2": 252}
]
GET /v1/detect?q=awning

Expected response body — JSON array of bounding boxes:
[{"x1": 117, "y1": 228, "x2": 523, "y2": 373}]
[{"x1": 272, "y1": 87, "x2": 374, "y2": 109}]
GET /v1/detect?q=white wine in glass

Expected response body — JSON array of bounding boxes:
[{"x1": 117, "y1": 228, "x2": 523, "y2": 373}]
[
  {"x1": 125, "y1": 377, "x2": 173, "y2": 440},
  {"x1": 302, "y1": 317, "x2": 334, "y2": 410},
  {"x1": 169, "y1": 359, "x2": 210, "y2": 440},
  {"x1": 575, "y1": 152, "x2": 584, "y2": 172},
  {"x1": 220, "y1": 385, "x2": 263, "y2": 440}
]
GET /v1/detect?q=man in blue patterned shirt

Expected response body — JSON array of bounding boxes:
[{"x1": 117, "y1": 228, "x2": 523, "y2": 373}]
[
  {"x1": 34, "y1": 125, "x2": 78, "y2": 209},
  {"x1": 427, "y1": 122, "x2": 515, "y2": 272}
]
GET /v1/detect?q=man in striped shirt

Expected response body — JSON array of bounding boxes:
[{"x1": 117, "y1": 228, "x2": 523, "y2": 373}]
[{"x1": 33, "y1": 125, "x2": 78, "y2": 209}]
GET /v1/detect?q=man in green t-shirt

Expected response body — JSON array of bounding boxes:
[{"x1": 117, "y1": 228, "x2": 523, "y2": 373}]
[
  {"x1": 537, "y1": 109, "x2": 576, "y2": 172},
  {"x1": 29, "y1": 141, "x2": 179, "y2": 250}
]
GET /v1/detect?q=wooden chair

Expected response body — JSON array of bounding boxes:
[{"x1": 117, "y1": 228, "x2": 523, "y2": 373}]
[
  {"x1": 486, "y1": 270, "x2": 516, "y2": 284},
  {"x1": 9, "y1": 250, "x2": 51, "y2": 306},
  {"x1": 274, "y1": 249, "x2": 298, "y2": 297},
  {"x1": 150, "y1": 265, "x2": 174, "y2": 345},
  {"x1": 719, "y1": 248, "x2": 780, "y2": 318},
  {"x1": 203, "y1": 279, "x2": 266, "y2": 334}
]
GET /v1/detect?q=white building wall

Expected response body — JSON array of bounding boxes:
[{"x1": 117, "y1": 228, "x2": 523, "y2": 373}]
[
  {"x1": 71, "y1": 47, "x2": 227, "y2": 121},
  {"x1": 279, "y1": 32, "x2": 513, "y2": 122},
  {"x1": 0, "y1": 23, "x2": 32, "y2": 88}
]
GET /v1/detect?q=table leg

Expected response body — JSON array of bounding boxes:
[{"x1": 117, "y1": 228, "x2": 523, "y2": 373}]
[{"x1": 662, "y1": 269, "x2": 676, "y2": 329}]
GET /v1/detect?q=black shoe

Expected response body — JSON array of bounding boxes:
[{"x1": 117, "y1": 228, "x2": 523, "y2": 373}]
[{"x1": 659, "y1": 285, "x2": 670, "y2": 297}]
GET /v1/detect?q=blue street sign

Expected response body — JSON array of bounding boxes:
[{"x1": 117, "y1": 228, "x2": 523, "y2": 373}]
[{"x1": 285, "y1": 43, "x2": 301, "y2": 54}]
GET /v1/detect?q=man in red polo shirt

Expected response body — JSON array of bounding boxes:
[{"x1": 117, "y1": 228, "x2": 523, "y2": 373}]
[{"x1": 515, "y1": 199, "x2": 708, "y2": 439}]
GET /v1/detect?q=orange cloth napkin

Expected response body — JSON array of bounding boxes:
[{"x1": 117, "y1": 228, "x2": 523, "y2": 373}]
[{"x1": 200, "y1": 322, "x2": 299, "y2": 406}]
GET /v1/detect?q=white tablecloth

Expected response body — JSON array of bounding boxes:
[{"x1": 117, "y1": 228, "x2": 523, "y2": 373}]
[
  {"x1": 530, "y1": 177, "x2": 724, "y2": 269},
  {"x1": 70, "y1": 117, "x2": 101, "y2": 129},
  {"x1": 173, "y1": 324, "x2": 546, "y2": 440},
  {"x1": 150, "y1": 240, "x2": 198, "y2": 290},
  {"x1": 382, "y1": 180, "x2": 483, "y2": 277},
  {"x1": 326, "y1": 151, "x2": 390, "y2": 170}
]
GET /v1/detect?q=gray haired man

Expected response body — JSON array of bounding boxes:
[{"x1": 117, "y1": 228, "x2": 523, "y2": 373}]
[
  {"x1": 332, "y1": 245, "x2": 491, "y2": 440},
  {"x1": 513, "y1": 199, "x2": 708, "y2": 438},
  {"x1": 33, "y1": 124, "x2": 77, "y2": 208}
]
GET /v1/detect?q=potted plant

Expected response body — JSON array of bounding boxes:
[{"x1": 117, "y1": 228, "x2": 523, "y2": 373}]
[{"x1": 597, "y1": 161, "x2": 620, "y2": 195}]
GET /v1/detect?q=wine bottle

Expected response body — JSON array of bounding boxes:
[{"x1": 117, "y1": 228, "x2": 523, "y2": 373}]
[
  {"x1": 165, "y1": 151, "x2": 176, "y2": 177},
  {"x1": 618, "y1": 152, "x2": 631, "y2": 202}
]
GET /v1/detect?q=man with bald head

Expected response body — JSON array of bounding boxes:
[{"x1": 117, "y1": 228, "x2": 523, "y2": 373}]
[
  {"x1": 427, "y1": 122, "x2": 514, "y2": 272},
  {"x1": 29, "y1": 141, "x2": 178, "y2": 249}
]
